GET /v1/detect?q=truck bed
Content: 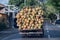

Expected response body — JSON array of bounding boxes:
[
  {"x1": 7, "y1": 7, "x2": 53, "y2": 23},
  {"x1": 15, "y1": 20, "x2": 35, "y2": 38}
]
[
  {"x1": 19, "y1": 25, "x2": 44, "y2": 37},
  {"x1": 19, "y1": 28, "x2": 42, "y2": 32}
]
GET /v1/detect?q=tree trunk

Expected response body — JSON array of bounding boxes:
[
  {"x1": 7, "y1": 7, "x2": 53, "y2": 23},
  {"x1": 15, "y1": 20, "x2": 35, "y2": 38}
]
[{"x1": 56, "y1": 13, "x2": 59, "y2": 20}]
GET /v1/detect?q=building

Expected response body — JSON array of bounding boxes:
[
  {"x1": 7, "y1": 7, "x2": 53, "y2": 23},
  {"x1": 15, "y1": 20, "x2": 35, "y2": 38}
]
[
  {"x1": 0, "y1": 4, "x2": 19, "y2": 29},
  {"x1": 0, "y1": 4, "x2": 8, "y2": 27},
  {"x1": 5, "y1": 5, "x2": 19, "y2": 28},
  {"x1": 0, "y1": 4, "x2": 5, "y2": 13}
]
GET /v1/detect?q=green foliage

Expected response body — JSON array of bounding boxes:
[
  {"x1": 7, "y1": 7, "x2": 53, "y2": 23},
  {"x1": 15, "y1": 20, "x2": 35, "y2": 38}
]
[
  {"x1": 9, "y1": 0, "x2": 39, "y2": 8},
  {"x1": 44, "y1": 0, "x2": 60, "y2": 18},
  {"x1": 19, "y1": 3, "x2": 24, "y2": 8},
  {"x1": 46, "y1": 0, "x2": 60, "y2": 11},
  {"x1": 48, "y1": 13, "x2": 57, "y2": 21},
  {"x1": 0, "y1": 22, "x2": 7, "y2": 31}
]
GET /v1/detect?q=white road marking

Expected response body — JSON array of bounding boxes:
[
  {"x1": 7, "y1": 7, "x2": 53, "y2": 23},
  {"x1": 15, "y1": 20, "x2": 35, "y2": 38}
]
[
  {"x1": 46, "y1": 28, "x2": 48, "y2": 30},
  {"x1": 47, "y1": 31, "x2": 49, "y2": 33},
  {"x1": 46, "y1": 23, "x2": 51, "y2": 39},
  {"x1": 48, "y1": 35, "x2": 50, "y2": 39},
  {"x1": 58, "y1": 25, "x2": 60, "y2": 27}
]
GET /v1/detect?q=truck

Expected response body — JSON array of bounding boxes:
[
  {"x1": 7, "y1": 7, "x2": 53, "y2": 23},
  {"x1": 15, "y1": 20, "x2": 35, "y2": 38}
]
[{"x1": 16, "y1": 6, "x2": 44, "y2": 37}]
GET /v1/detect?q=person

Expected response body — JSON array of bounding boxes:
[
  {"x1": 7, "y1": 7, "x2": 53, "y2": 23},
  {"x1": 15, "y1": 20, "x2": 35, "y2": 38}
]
[{"x1": 14, "y1": 18, "x2": 18, "y2": 28}]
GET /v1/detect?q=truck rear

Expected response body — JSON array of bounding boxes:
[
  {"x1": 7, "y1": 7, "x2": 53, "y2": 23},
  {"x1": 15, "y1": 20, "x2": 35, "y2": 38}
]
[{"x1": 16, "y1": 6, "x2": 44, "y2": 37}]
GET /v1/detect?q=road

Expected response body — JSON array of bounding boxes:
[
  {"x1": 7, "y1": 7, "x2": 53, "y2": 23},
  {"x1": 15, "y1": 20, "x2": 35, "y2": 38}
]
[
  {"x1": 44, "y1": 22, "x2": 60, "y2": 38},
  {"x1": 1, "y1": 22, "x2": 60, "y2": 40}
]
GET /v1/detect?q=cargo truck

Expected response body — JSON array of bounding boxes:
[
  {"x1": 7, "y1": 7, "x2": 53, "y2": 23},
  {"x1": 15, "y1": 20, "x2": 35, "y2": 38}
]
[{"x1": 16, "y1": 6, "x2": 44, "y2": 37}]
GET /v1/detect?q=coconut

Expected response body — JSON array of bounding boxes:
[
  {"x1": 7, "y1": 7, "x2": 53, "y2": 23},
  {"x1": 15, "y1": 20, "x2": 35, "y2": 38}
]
[
  {"x1": 16, "y1": 13, "x2": 20, "y2": 18},
  {"x1": 16, "y1": 6, "x2": 44, "y2": 30},
  {"x1": 28, "y1": 18, "x2": 30, "y2": 20},
  {"x1": 23, "y1": 25, "x2": 26, "y2": 28},
  {"x1": 26, "y1": 23, "x2": 28, "y2": 26},
  {"x1": 21, "y1": 16, "x2": 24, "y2": 18},
  {"x1": 27, "y1": 26, "x2": 30, "y2": 29}
]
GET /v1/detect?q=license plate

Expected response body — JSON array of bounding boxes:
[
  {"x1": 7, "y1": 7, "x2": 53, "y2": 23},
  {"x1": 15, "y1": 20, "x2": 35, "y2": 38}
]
[{"x1": 29, "y1": 32, "x2": 34, "y2": 34}]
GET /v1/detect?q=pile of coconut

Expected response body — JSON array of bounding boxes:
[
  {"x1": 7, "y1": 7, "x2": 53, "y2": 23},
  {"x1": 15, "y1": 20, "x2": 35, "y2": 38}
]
[{"x1": 16, "y1": 6, "x2": 44, "y2": 30}]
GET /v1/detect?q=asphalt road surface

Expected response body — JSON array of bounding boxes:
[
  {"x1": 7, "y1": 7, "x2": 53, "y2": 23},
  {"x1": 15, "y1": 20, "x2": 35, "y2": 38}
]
[{"x1": 2, "y1": 22, "x2": 60, "y2": 40}]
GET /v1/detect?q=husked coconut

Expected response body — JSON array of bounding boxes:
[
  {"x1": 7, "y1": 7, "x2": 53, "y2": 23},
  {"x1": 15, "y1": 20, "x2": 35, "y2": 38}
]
[{"x1": 16, "y1": 6, "x2": 44, "y2": 30}]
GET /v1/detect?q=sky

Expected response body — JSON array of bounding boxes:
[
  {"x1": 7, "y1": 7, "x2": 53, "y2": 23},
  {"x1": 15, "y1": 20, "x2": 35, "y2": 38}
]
[{"x1": 0, "y1": 0, "x2": 9, "y2": 5}]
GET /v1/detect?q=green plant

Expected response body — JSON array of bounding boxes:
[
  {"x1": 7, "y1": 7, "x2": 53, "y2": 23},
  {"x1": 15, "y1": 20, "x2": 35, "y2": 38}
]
[
  {"x1": 48, "y1": 13, "x2": 57, "y2": 22},
  {"x1": 0, "y1": 22, "x2": 7, "y2": 31}
]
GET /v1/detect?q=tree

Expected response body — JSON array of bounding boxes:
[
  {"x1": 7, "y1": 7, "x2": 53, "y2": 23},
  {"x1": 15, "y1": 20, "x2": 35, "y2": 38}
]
[
  {"x1": 45, "y1": 0, "x2": 60, "y2": 18},
  {"x1": 51, "y1": 0, "x2": 60, "y2": 10},
  {"x1": 51, "y1": 0, "x2": 60, "y2": 18},
  {"x1": 42, "y1": 0, "x2": 55, "y2": 18},
  {"x1": 48, "y1": 13, "x2": 57, "y2": 23},
  {"x1": 9, "y1": 0, "x2": 39, "y2": 8},
  {"x1": 9, "y1": 0, "x2": 24, "y2": 8}
]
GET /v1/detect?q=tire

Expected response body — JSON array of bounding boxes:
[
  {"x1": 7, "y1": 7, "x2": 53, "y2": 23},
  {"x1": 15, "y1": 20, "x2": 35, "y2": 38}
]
[{"x1": 41, "y1": 25, "x2": 44, "y2": 37}]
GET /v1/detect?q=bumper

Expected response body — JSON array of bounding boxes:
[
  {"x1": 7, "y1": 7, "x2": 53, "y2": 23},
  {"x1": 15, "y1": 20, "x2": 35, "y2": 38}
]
[{"x1": 19, "y1": 32, "x2": 43, "y2": 35}]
